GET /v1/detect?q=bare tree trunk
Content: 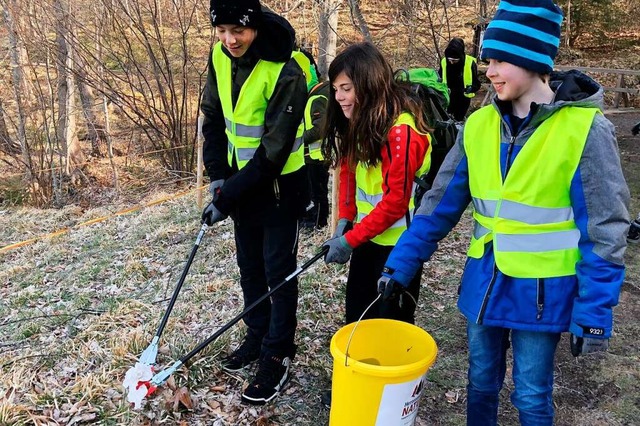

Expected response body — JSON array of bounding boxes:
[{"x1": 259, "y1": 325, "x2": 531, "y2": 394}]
[
  {"x1": 3, "y1": 2, "x2": 31, "y2": 179},
  {"x1": 95, "y1": 6, "x2": 119, "y2": 192},
  {"x1": 346, "y1": 0, "x2": 372, "y2": 42},
  {"x1": 54, "y1": 0, "x2": 83, "y2": 177},
  {"x1": 317, "y1": 0, "x2": 340, "y2": 78},
  {"x1": 0, "y1": 100, "x2": 21, "y2": 155},
  {"x1": 76, "y1": 67, "x2": 103, "y2": 157}
]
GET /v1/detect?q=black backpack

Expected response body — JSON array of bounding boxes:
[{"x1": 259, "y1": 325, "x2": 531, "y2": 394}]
[{"x1": 395, "y1": 68, "x2": 459, "y2": 207}]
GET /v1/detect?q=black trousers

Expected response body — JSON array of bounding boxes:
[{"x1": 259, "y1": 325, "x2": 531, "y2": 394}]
[
  {"x1": 447, "y1": 93, "x2": 472, "y2": 122},
  {"x1": 345, "y1": 241, "x2": 422, "y2": 324},
  {"x1": 233, "y1": 217, "x2": 299, "y2": 358},
  {"x1": 306, "y1": 161, "x2": 330, "y2": 225}
]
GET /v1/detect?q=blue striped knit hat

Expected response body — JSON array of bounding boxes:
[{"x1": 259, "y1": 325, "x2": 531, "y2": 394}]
[{"x1": 480, "y1": 0, "x2": 563, "y2": 74}]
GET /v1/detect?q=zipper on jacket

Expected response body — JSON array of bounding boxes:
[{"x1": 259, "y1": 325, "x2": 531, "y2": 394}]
[
  {"x1": 504, "y1": 135, "x2": 517, "y2": 179},
  {"x1": 477, "y1": 263, "x2": 498, "y2": 325},
  {"x1": 273, "y1": 179, "x2": 280, "y2": 207},
  {"x1": 536, "y1": 278, "x2": 545, "y2": 320},
  {"x1": 231, "y1": 59, "x2": 240, "y2": 108}
]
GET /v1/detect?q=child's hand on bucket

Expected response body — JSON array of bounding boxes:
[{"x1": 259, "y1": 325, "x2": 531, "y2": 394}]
[{"x1": 377, "y1": 273, "x2": 405, "y2": 301}]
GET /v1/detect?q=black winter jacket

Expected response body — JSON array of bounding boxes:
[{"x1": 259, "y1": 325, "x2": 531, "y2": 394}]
[{"x1": 201, "y1": 8, "x2": 309, "y2": 224}]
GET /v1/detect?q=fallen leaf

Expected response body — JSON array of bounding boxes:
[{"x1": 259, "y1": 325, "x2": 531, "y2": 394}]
[
  {"x1": 166, "y1": 375, "x2": 176, "y2": 390},
  {"x1": 171, "y1": 386, "x2": 193, "y2": 411},
  {"x1": 68, "y1": 412, "x2": 97, "y2": 426},
  {"x1": 445, "y1": 390, "x2": 459, "y2": 403}
]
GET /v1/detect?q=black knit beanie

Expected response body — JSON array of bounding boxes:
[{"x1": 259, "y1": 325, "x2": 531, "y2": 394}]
[{"x1": 210, "y1": 0, "x2": 262, "y2": 28}]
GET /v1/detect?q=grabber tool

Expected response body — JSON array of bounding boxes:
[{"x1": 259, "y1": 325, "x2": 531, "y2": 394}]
[
  {"x1": 123, "y1": 223, "x2": 209, "y2": 408},
  {"x1": 134, "y1": 246, "x2": 329, "y2": 404}
]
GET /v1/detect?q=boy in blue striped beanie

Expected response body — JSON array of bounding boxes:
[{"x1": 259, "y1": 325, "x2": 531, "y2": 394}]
[
  {"x1": 481, "y1": 0, "x2": 563, "y2": 75},
  {"x1": 379, "y1": 0, "x2": 629, "y2": 424}
]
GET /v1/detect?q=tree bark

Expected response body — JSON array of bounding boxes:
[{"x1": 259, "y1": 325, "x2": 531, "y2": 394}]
[
  {"x1": 346, "y1": 0, "x2": 372, "y2": 42},
  {"x1": 54, "y1": 0, "x2": 83, "y2": 177},
  {"x1": 0, "y1": 99, "x2": 20, "y2": 155},
  {"x1": 3, "y1": 2, "x2": 31, "y2": 178},
  {"x1": 76, "y1": 66, "x2": 103, "y2": 157},
  {"x1": 317, "y1": 0, "x2": 340, "y2": 78}
]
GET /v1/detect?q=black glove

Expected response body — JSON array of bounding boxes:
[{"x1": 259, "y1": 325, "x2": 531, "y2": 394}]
[
  {"x1": 570, "y1": 334, "x2": 609, "y2": 357},
  {"x1": 464, "y1": 85, "x2": 474, "y2": 95},
  {"x1": 322, "y1": 236, "x2": 353, "y2": 264},
  {"x1": 332, "y1": 219, "x2": 353, "y2": 238},
  {"x1": 209, "y1": 179, "x2": 225, "y2": 197},
  {"x1": 201, "y1": 201, "x2": 227, "y2": 226},
  {"x1": 377, "y1": 275, "x2": 405, "y2": 301},
  {"x1": 632, "y1": 122, "x2": 640, "y2": 136}
]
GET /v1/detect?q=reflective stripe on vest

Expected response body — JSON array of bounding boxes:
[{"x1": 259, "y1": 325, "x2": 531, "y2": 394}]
[
  {"x1": 464, "y1": 105, "x2": 599, "y2": 278},
  {"x1": 212, "y1": 42, "x2": 304, "y2": 174},
  {"x1": 354, "y1": 112, "x2": 432, "y2": 246},
  {"x1": 441, "y1": 55, "x2": 477, "y2": 98},
  {"x1": 304, "y1": 92, "x2": 327, "y2": 161}
]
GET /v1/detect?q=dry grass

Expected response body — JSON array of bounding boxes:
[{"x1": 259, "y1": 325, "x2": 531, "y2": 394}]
[{"x1": 3, "y1": 113, "x2": 640, "y2": 426}]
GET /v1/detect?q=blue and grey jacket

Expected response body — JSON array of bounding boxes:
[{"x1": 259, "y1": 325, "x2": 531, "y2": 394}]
[{"x1": 383, "y1": 70, "x2": 630, "y2": 338}]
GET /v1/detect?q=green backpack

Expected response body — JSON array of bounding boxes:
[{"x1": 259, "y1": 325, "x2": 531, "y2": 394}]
[{"x1": 395, "y1": 67, "x2": 459, "y2": 206}]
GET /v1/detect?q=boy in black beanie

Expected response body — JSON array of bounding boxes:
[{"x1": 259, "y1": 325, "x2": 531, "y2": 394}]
[
  {"x1": 380, "y1": 1, "x2": 629, "y2": 424},
  {"x1": 201, "y1": 0, "x2": 309, "y2": 405},
  {"x1": 438, "y1": 37, "x2": 481, "y2": 121}
]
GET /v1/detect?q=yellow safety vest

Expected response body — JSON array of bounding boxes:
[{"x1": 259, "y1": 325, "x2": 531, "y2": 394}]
[
  {"x1": 464, "y1": 105, "x2": 599, "y2": 278},
  {"x1": 441, "y1": 55, "x2": 477, "y2": 98},
  {"x1": 212, "y1": 42, "x2": 305, "y2": 174},
  {"x1": 355, "y1": 113, "x2": 432, "y2": 246},
  {"x1": 304, "y1": 87, "x2": 327, "y2": 161}
]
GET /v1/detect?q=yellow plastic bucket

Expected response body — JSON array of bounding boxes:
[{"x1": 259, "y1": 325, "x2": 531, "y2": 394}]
[{"x1": 329, "y1": 318, "x2": 438, "y2": 426}]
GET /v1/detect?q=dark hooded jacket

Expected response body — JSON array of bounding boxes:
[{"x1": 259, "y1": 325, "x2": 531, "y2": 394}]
[
  {"x1": 201, "y1": 8, "x2": 308, "y2": 224},
  {"x1": 438, "y1": 37, "x2": 481, "y2": 95}
]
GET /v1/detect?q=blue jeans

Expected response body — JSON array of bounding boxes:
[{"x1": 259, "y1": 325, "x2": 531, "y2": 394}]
[{"x1": 466, "y1": 323, "x2": 561, "y2": 426}]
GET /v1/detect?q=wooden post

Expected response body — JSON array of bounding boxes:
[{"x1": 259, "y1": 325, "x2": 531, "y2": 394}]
[
  {"x1": 330, "y1": 167, "x2": 339, "y2": 235},
  {"x1": 613, "y1": 74, "x2": 628, "y2": 109},
  {"x1": 197, "y1": 114, "x2": 204, "y2": 209}
]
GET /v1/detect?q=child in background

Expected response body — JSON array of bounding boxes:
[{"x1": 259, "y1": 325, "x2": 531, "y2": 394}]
[
  {"x1": 300, "y1": 49, "x2": 331, "y2": 229},
  {"x1": 438, "y1": 37, "x2": 481, "y2": 121},
  {"x1": 379, "y1": 1, "x2": 629, "y2": 424},
  {"x1": 321, "y1": 42, "x2": 432, "y2": 325}
]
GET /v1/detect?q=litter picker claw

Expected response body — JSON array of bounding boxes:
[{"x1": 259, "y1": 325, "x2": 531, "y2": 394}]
[
  {"x1": 123, "y1": 223, "x2": 208, "y2": 408},
  {"x1": 134, "y1": 247, "x2": 329, "y2": 404}
]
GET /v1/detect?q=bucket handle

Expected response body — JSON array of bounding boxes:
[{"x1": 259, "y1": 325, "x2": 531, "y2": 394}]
[{"x1": 344, "y1": 293, "x2": 382, "y2": 367}]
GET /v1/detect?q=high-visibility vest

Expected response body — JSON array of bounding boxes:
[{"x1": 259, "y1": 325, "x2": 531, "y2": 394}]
[
  {"x1": 355, "y1": 113, "x2": 432, "y2": 246},
  {"x1": 212, "y1": 42, "x2": 304, "y2": 174},
  {"x1": 292, "y1": 50, "x2": 312, "y2": 88},
  {"x1": 441, "y1": 55, "x2": 477, "y2": 98},
  {"x1": 464, "y1": 105, "x2": 599, "y2": 278},
  {"x1": 304, "y1": 83, "x2": 328, "y2": 161}
]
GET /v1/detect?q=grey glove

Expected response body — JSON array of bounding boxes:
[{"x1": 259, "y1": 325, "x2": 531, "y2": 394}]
[
  {"x1": 377, "y1": 275, "x2": 406, "y2": 301},
  {"x1": 323, "y1": 236, "x2": 353, "y2": 264},
  {"x1": 201, "y1": 201, "x2": 227, "y2": 226},
  {"x1": 570, "y1": 334, "x2": 609, "y2": 357},
  {"x1": 332, "y1": 219, "x2": 353, "y2": 238},
  {"x1": 209, "y1": 179, "x2": 225, "y2": 197}
]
